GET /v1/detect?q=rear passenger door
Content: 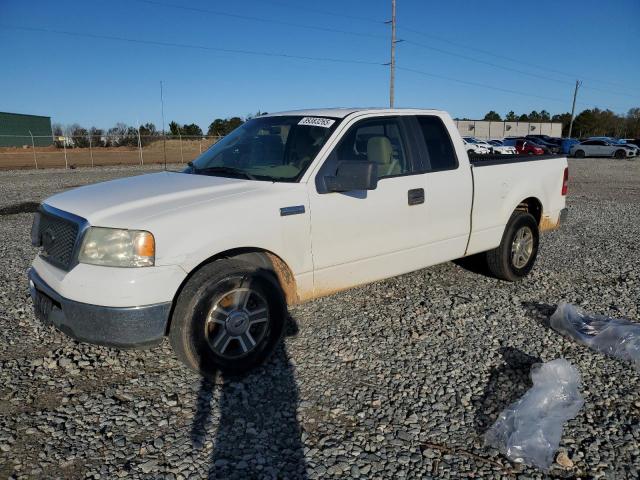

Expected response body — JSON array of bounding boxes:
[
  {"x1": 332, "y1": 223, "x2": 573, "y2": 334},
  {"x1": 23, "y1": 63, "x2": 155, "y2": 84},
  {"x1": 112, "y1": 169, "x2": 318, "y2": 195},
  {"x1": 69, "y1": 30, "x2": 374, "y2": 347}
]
[{"x1": 411, "y1": 115, "x2": 473, "y2": 262}]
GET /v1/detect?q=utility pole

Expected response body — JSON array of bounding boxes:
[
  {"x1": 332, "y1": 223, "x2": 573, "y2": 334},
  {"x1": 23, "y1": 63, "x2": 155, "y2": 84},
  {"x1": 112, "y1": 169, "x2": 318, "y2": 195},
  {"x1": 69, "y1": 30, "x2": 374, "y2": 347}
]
[
  {"x1": 387, "y1": 0, "x2": 397, "y2": 108},
  {"x1": 160, "y1": 80, "x2": 167, "y2": 170},
  {"x1": 567, "y1": 80, "x2": 582, "y2": 138},
  {"x1": 28, "y1": 130, "x2": 37, "y2": 170}
]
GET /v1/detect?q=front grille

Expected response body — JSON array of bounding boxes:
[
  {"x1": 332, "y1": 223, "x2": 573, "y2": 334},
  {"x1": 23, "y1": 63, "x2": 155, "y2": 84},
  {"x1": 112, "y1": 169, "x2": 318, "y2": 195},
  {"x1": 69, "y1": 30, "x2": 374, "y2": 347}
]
[{"x1": 38, "y1": 211, "x2": 80, "y2": 270}]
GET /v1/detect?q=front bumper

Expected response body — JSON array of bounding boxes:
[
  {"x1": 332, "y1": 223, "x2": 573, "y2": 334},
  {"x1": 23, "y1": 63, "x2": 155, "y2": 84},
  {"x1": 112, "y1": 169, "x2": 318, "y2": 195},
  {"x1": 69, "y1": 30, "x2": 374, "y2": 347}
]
[{"x1": 28, "y1": 268, "x2": 171, "y2": 348}]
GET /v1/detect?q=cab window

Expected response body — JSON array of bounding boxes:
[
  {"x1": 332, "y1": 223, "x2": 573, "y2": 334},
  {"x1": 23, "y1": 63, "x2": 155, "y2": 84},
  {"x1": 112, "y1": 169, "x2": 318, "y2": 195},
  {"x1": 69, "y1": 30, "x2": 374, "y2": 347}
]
[
  {"x1": 332, "y1": 117, "x2": 413, "y2": 179},
  {"x1": 415, "y1": 116, "x2": 458, "y2": 171}
]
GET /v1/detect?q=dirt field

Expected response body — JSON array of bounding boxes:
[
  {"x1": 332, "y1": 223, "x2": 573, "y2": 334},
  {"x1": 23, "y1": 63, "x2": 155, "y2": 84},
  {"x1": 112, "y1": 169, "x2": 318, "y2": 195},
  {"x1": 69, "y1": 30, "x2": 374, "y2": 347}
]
[{"x1": 0, "y1": 138, "x2": 219, "y2": 170}]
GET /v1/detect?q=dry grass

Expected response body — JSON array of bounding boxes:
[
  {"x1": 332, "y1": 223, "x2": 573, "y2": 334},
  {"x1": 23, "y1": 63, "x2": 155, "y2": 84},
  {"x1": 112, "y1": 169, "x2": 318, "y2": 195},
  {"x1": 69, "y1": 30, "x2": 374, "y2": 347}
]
[{"x1": 0, "y1": 138, "x2": 219, "y2": 169}]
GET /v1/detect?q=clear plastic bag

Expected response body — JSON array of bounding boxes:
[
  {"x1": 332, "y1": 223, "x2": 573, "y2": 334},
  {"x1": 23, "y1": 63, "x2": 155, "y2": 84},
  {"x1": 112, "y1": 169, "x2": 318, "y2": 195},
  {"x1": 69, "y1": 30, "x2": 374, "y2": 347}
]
[
  {"x1": 484, "y1": 358, "x2": 584, "y2": 470},
  {"x1": 550, "y1": 302, "x2": 640, "y2": 371}
]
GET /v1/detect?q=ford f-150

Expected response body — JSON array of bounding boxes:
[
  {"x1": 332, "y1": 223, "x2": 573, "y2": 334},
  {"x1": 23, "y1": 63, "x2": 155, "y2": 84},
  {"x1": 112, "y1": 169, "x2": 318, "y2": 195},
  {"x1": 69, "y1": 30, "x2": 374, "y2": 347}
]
[{"x1": 29, "y1": 108, "x2": 569, "y2": 376}]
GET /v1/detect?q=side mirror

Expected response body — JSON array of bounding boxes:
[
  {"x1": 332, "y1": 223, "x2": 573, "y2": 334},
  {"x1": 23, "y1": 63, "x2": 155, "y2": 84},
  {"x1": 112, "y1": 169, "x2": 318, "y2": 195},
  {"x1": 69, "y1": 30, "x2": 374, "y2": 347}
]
[{"x1": 324, "y1": 161, "x2": 378, "y2": 192}]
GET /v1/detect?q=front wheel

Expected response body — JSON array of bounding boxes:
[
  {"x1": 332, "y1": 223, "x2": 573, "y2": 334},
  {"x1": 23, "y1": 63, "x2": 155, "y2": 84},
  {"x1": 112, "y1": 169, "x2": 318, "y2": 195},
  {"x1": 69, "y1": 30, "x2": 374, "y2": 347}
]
[
  {"x1": 574, "y1": 149, "x2": 585, "y2": 158},
  {"x1": 614, "y1": 149, "x2": 626, "y2": 159},
  {"x1": 169, "y1": 259, "x2": 286, "y2": 377},
  {"x1": 485, "y1": 211, "x2": 539, "y2": 281}
]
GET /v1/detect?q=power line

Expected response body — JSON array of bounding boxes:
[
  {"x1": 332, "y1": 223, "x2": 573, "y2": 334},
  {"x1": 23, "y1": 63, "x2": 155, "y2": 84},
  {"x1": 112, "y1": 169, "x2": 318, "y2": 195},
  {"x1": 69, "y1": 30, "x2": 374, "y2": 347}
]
[
  {"x1": 0, "y1": 24, "x2": 384, "y2": 65},
  {"x1": 401, "y1": 39, "x2": 640, "y2": 101},
  {"x1": 398, "y1": 26, "x2": 639, "y2": 95},
  {"x1": 396, "y1": 66, "x2": 570, "y2": 104},
  {"x1": 132, "y1": 0, "x2": 384, "y2": 40},
  {"x1": 402, "y1": 39, "x2": 573, "y2": 86},
  {"x1": 2, "y1": 24, "x2": 631, "y2": 113},
  {"x1": 134, "y1": 0, "x2": 640, "y2": 100},
  {"x1": 250, "y1": 0, "x2": 383, "y2": 24},
  {"x1": 398, "y1": 66, "x2": 629, "y2": 112}
]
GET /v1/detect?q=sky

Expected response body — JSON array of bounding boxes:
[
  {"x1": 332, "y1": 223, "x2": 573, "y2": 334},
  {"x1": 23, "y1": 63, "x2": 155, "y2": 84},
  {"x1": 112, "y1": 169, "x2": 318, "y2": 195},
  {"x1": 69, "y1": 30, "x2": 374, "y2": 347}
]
[{"x1": 1, "y1": 0, "x2": 639, "y2": 131}]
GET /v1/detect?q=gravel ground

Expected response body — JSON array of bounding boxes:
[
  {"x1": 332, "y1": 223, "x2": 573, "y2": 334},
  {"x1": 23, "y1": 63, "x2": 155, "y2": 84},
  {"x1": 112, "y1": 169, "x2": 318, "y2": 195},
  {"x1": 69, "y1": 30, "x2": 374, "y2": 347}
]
[{"x1": 0, "y1": 159, "x2": 638, "y2": 479}]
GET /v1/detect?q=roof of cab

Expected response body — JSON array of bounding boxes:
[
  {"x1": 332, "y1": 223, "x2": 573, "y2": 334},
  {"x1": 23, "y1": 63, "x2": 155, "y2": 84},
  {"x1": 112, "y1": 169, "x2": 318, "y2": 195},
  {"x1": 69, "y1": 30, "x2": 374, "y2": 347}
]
[{"x1": 264, "y1": 108, "x2": 446, "y2": 119}]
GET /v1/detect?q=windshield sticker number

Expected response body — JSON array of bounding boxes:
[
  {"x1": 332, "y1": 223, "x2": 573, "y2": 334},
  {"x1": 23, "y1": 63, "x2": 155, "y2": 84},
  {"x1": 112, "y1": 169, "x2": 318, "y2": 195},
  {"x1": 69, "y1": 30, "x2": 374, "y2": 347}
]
[{"x1": 298, "y1": 117, "x2": 335, "y2": 128}]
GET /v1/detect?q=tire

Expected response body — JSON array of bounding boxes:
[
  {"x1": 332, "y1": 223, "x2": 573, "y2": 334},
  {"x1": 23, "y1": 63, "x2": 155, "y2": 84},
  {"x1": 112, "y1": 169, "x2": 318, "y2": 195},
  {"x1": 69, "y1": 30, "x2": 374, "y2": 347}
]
[
  {"x1": 467, "y1": 150, "x2": 475, "y2": 155},
  {"x1": 574, "y1": 149, "x2": 585, "y2": 158},
  {"x1": 169, "y1": 259, "x2": 286, "y2": 377},
  {"x1": 614, "y1": 149, "x2": 626, "y2": 159},
  {"x1": 485, "y1": 211, "x2": 539, "y2": 282}
]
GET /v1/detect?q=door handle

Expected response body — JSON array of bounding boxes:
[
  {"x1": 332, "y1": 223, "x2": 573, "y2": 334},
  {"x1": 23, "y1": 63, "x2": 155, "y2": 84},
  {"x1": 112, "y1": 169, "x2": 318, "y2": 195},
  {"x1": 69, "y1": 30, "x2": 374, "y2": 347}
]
[{"x1": 408, "y1": 188, "x2": 425, "y2": 205}]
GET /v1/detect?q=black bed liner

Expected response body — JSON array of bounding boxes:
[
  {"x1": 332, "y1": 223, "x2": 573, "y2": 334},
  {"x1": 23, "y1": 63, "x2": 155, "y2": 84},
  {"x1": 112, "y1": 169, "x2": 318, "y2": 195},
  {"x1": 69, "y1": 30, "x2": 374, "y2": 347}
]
[{"x1": 469, "y1": 153, "x2": 565, "y2": 167}]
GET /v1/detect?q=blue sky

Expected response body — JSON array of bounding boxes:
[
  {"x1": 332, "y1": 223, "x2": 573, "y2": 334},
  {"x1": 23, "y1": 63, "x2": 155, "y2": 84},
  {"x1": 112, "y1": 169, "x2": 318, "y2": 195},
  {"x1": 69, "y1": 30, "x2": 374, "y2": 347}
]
[{"x1": 1, "y1": 0, "x2": 639, "y2": 130}]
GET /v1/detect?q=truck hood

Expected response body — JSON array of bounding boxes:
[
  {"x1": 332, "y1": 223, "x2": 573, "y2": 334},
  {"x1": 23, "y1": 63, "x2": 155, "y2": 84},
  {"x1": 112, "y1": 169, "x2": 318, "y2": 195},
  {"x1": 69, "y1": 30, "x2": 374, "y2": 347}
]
[{"x1": 45, "y1": 171, "x2": 264, "y2": 227}]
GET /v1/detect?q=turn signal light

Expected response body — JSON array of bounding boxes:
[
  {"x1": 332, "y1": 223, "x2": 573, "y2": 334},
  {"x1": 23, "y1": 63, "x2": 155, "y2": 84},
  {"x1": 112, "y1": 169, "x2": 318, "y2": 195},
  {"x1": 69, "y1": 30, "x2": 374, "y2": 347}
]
[
  {"x1": 134, "y1": 232, "x2": 155, "y2": 258},
  {"x1": 561, "y1": 167, "x2": 569, "y2": 196}
]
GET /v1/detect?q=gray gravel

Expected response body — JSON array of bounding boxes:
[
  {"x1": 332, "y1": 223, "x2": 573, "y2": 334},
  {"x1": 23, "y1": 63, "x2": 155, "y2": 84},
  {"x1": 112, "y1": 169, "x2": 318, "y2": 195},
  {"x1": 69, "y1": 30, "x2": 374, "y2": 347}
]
[{"x1": 1, "y1": 159, "x2": 639, "y2": 479}]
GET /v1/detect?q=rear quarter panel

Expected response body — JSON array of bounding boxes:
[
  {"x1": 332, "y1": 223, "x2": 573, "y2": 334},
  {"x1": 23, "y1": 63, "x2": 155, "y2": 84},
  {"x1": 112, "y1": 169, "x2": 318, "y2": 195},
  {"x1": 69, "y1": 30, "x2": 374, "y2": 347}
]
[{"x1": 466, "y1": 156, "x2": 567, "y2": 255}]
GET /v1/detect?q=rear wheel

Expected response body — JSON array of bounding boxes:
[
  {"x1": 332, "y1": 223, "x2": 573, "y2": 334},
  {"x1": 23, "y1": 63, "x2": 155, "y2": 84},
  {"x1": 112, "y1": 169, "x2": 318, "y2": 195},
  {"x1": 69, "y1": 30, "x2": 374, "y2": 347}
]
[
  {"x1": 614, "y1": 149, "x2": 626, "y2": 159},
  {"x1": 169, "y1": 259, "x2": 286, "y2": 377},
  {"x1": 485, "y1": 212, "x2": 539, "y2": 281},
  {"x1": 574, "y1": 149, "x2": 585, "y2": 158}
]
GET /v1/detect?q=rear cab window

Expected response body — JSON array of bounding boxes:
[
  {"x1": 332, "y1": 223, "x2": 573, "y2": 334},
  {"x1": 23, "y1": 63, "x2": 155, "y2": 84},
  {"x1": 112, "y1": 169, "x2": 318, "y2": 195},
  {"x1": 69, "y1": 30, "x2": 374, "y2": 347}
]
[{"x1": 413, "y1": 115, "x2": 459, "y2": 172}]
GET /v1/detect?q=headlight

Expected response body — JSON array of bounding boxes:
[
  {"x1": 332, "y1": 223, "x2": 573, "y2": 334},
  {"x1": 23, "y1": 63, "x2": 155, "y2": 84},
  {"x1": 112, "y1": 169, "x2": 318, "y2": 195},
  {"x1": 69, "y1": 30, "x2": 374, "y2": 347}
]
[{"x1": 78, "y1": 227, "x2": 155, "y2": 267}]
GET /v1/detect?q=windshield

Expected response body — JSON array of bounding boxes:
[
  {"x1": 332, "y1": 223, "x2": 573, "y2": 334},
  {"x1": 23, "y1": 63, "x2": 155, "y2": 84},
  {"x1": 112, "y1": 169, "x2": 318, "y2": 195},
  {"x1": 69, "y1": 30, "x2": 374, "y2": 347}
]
[{"x1": 186, "y1": 115, "x2": 340, "y2": 181}]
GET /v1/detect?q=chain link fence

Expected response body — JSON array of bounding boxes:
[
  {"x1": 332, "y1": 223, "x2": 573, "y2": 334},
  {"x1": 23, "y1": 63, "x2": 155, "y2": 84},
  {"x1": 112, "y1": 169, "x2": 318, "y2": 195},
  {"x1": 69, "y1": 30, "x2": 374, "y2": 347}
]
[{"x1": 0, "y1": 134, "x2": 223, "y2": 170}]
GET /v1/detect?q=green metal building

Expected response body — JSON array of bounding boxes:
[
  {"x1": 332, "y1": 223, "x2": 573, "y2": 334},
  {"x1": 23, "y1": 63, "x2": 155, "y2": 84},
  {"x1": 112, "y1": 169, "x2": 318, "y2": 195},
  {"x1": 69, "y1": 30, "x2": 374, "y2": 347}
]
[{"x1": 0, "y1": 112, "x2": 53, "y2": 147}]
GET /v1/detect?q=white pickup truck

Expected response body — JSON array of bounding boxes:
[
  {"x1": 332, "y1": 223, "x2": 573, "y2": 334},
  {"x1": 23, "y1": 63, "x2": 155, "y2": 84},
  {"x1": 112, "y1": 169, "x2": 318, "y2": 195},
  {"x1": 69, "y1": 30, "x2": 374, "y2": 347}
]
[{"x1": 29, "y1": 108, "x2": 568, "y2": 375}]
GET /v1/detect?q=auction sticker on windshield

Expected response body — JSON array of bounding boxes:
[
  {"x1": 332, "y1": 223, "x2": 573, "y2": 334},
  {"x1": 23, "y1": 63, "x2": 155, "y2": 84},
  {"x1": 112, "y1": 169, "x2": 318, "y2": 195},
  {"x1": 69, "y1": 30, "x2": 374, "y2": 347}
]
[{"x1": 298, "y1": 117, "x2": 335, "y2": 128}]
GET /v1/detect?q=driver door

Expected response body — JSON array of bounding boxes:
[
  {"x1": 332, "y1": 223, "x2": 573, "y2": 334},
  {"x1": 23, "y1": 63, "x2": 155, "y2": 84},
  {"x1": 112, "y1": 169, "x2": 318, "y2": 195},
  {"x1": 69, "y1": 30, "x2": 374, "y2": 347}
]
[{"x1": 308, "y1": 116, "x2": 429, "y2": 297}]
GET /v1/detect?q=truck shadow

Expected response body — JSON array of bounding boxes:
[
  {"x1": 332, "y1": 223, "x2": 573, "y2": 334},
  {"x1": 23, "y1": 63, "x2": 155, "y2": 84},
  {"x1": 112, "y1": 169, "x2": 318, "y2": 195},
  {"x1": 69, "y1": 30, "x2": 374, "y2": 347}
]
[
  {"x1": 452, "y1": 253, "x2": 492, "y2": 277},
  {"x1": 190, "y1": 315, "x2": 307, "y2": 479},
  {"x1": 473, "y1": 346, "x2": 542, "y2": 435}
]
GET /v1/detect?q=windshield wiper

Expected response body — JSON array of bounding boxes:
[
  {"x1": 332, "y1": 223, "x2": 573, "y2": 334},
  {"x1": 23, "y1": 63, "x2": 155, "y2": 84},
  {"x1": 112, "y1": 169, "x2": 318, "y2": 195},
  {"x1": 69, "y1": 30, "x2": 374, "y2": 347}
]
[{"x1": 188, "y1": 163, "x2": 256, "y2": 180}]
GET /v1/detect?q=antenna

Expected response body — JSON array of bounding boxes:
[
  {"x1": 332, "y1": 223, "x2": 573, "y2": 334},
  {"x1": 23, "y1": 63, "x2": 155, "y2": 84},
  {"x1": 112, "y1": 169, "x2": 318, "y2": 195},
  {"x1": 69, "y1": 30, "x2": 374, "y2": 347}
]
[{"x1": 160, "y1": 80, "x2": 167, "y2": 170}]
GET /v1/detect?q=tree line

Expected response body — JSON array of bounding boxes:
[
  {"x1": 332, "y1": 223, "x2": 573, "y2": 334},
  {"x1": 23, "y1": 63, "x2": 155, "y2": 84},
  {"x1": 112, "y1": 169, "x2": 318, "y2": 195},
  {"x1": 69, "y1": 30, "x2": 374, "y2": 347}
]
[
  {"x1": 477, "y1": 107, "x2": 640, "y2": 138},
  {"x1": 51, "y1": 112, "x2": 267, "y2": 148},
  {"x1": 53, "y1": 107, "x2": 640, "y2": 147}
]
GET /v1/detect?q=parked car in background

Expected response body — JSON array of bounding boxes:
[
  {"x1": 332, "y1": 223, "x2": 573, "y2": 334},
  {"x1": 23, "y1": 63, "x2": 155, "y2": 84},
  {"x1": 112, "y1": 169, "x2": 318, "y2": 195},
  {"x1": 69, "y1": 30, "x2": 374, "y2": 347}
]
[
  {"x1": 525, "y1": 136, "x2": 561, "y2": 154},
  {"x1": 570, "y1": 139, "x2": 636, "y2": 158},
  {"x1": 614, "y1": 139, "x2": 639, "y2": 155},
  {"x1": 623, "y1": 138, "x2": 640, "y2": 150},
  {"x1": 463, "y1": 138, "x2": 490, "y2": 155},
  {"x1": 587, "y1": 137, "x2": 638, "y2": 154},
  {"x1": 463, "y1": 136, "x2": 494, "y2": 151},
  {"x1": 558, "y1": 138, "x2": 580, "y2": 155},
  {"x1": 503, "y1": 138, "x2": 545, "y2": 155},
  {"x1": 527, "y1": 134, "x2": 558, "y2": 144},
  {"x1": 487, "y1": 139, "x2": 517, "y2": 154},
  {"x1": 505, "y1": 137, "x2": 552, "y2": 154}
]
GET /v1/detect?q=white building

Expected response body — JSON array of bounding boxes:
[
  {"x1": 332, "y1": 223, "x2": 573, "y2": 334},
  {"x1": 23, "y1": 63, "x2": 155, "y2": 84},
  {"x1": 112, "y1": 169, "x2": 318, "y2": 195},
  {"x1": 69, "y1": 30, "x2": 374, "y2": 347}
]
[{"x1": 454, "y1": 120, "x2": 562, "y2": 140}]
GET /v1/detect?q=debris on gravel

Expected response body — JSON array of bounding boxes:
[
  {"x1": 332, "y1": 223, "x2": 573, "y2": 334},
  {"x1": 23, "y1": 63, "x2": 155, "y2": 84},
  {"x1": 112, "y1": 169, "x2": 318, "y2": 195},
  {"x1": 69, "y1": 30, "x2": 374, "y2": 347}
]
[{"x1": 0, "y1": 158, "x2": 639, "y2": 479}]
